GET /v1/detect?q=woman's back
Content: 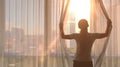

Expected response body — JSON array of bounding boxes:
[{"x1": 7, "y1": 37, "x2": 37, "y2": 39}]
[{"x1": 73, "y1": 33, "x2": 96, "y2": 61}]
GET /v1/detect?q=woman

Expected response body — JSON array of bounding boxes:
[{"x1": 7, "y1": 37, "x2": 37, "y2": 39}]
[{"x1": 59, "y1": 19, "x2": 112, "y2": 67}]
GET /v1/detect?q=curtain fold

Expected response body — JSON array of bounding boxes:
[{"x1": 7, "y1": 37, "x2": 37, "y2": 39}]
[
  {"x1": 91, "y1": 0, "x2": 120, "y2": 67},
  {"x1": 93, "y1": 0, "x2": 112, "y2": 67},
  {"x1": 0, "y1": 0, "x2": 120, "y2": 67}
]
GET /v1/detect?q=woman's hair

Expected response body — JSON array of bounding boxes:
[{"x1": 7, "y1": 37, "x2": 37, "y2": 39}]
[{"x1": 78, "y1": 19, "x2": 89, "y2": 29}]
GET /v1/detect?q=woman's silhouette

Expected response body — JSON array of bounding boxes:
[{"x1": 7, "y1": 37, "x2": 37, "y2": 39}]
[{"x1": 59, "y1": 19, "x2": 112, "y2": 67}]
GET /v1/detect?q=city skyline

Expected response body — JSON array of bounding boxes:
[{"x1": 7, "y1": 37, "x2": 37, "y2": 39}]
[{"x1": 4, "y1": 27, "x2": 44, "y2": 56}]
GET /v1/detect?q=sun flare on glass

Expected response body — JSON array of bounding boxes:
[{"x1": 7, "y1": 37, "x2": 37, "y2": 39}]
[{"x1": 70, "y1": 0, "x2": 90, "y2": 21}]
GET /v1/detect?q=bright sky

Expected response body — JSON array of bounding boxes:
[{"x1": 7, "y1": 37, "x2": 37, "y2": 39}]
[
  {"x1": 69, "y1": 0, "x2": 90, "y2": 32},
  {"x1": 70, "y1": 0, "x2": 90, "y2": 21}
]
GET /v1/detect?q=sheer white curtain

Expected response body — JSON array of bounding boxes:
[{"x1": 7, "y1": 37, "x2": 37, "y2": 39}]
[
  {"x1": 0, "y1": 0, "x2": 120, "y2": 67},
  {"x1": 4, "y1": 0, "x2": 45, "y2": 67},
  {"x1": 1, "y1": 0, "x2": 71, "y2": 67},
  {"x1": 0, "y1": 0, "x2": 5, "y2": 66},
  {"x1": 91, "y1": 0, "x2": 120, "y2": 67}
]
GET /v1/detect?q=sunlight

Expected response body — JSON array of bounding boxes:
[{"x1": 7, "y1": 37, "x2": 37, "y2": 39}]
[
  {"x1": 70, "y1": 0, "x2": 90, "y2": 21},
  {"x1": 69, "y1": 0, "x2": 91, "y2": 32}
]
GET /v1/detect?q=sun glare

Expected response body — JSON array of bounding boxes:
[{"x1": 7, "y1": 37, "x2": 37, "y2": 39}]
[
  {"x1": 70, "y1": 0, "x2": 90, "y2": 21},
  {"x1": 69, "y1": 0, "x2": 91, "y2": 32}
]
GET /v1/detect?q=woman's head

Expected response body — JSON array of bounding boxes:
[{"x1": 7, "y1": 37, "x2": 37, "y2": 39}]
[{"x1": 78, "y1": 19, "x2": 89, "y2": 29}]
